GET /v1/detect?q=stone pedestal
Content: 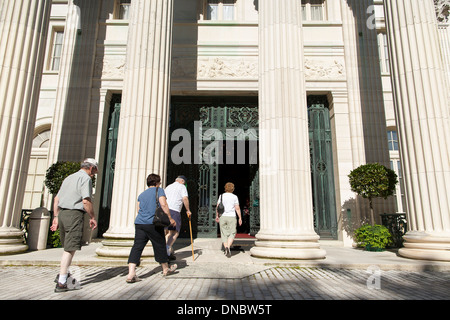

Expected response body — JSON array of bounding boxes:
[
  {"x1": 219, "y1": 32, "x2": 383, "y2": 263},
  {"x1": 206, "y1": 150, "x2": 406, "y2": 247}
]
[
  {"x1": 384, "y1": 0, "x2": 450, "y2": 261},
  {"x1": 0, "y1": 1, "x2": 51, "y2": 254},
  {"x1": 96, "y1": 0, "x2": 174, "y2": 258},
  {"x1": 250, "y1": 0, "x2": 325, "y2": 260}
]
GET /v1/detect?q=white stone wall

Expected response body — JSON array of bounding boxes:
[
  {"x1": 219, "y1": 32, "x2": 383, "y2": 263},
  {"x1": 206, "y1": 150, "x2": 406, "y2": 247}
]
[{"x1": 28, "y1": 0, "x2": 450, "y2": 252}]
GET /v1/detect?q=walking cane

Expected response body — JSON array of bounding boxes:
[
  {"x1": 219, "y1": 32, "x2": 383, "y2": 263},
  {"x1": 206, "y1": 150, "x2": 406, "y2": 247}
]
[{"x1": 188, "y1": 216, "x2": 195, "y2": 261}]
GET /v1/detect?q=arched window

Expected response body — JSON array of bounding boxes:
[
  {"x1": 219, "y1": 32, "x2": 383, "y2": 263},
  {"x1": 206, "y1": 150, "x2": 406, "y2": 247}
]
[
  {"x1": 23, "y1": 128, "x2": 51, "y2": 209},
  {"x1": 32, "y1": 129, "x2": 51, "y2": 149}
]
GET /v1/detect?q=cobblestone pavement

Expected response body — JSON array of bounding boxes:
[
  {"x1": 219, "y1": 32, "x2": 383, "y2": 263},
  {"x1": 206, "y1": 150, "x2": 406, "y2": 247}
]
[{"x1": 1, "y1": 265, "x2": 449, "y2": 301}]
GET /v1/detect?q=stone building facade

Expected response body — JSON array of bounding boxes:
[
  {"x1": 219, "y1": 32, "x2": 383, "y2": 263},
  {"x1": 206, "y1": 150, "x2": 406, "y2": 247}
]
[{"x1": 0, "y1": 0, "x2": 449, "y2": 261}]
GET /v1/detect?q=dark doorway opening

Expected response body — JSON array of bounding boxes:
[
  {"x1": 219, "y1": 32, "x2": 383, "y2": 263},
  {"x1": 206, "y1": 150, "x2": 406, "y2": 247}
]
[
  {"x1": 218, "y1": 140, "x2": 258, "y2": 235},
  {"x1": 167, "y1": 96, "x2": 260, "y2": 239},
  {"x1": 98, "y1": 93, "x2": 122, "y2": 237}
]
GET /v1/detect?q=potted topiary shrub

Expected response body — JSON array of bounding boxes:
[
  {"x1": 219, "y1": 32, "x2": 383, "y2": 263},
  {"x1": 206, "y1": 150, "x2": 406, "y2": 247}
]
[
  {"x1": 354, "y1": 224, "x2": 393, "y2": 251},
  {"x1": 348, "y1": 163, "x2": 398, "y2": 225}
]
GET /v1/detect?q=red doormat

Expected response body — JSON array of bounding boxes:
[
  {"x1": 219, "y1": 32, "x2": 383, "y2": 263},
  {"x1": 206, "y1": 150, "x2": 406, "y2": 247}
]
[{"x1": 235, "y1": 233, "x2": 255, "y2": 239}]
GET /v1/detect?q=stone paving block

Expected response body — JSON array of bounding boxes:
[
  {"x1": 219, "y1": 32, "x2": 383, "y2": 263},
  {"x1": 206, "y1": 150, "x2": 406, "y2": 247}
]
[{"x1": 0, "y1": 265, "x2": 449, "y2": 302}]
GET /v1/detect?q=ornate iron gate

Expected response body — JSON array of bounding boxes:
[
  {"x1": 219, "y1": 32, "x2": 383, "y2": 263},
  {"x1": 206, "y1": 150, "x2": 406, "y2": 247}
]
[
  {"x1": 98, "y1": 97, "x2": 121, "y2": 236},
  {"x1": 308, "y1": 96, "x2": 338, "y2": 239},
  {"x1": 102, "y1": 103, "x2": 121, "y2": 209},
  {"x1": 196, "y1": 107, "x2": 224, "y2": 237},
  {"x1": 197, "y1": 105, "x2": 259, "y2": 237},
  {"x1": 168, "y1": 98, "x2": 259, "y2": 238}
]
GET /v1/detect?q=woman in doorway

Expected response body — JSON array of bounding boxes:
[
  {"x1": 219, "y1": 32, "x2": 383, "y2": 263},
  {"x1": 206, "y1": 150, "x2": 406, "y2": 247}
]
[
  {"x1": 126, "y1": 173, "x2": 177, "y2": 282},
  {"x1": 215, "y1": 182, "x2": 242, "y2": 257}
]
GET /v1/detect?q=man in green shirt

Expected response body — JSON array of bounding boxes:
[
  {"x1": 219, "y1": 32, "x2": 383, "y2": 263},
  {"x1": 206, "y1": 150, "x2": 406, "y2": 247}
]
[{"x1": 51, "y1": 158, "x2": 98, "y2": 292}]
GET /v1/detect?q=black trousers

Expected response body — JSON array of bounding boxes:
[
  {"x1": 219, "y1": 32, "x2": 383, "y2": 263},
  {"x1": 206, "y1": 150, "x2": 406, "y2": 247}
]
[{"x1": 128, "y1": 224, "x2": 168, "y2": 265}]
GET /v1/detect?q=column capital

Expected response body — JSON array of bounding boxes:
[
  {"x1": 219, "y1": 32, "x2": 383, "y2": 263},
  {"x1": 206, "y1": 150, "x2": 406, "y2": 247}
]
[{"x1": 435, "y1": 0, "x2": 450, "y2": 23}]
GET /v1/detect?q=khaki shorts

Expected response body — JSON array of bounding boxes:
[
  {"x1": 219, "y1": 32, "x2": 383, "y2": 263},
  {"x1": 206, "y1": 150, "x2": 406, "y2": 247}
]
[
  {"x1": 167, "y1": 209, "x2": 181, "y2": 233},
  {"x1": 219, "y1": 216, "x2": 237, "y2": 243},
  {"x1": 58, "y1": 209, "x2": 84, "y2": 252}
]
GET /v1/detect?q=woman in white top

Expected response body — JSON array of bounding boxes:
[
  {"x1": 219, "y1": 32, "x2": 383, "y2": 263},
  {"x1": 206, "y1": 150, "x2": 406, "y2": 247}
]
[{"x1": 215, "y1": 182, "x2": 242, "y2": 257}]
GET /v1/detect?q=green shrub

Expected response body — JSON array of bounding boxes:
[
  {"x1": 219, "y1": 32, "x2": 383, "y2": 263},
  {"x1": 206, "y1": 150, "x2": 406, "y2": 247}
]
[
  {"x1": 47, "y1": 228, "x2": 61, "y2": 248},
  {"x1": 45, "y1": 161, "x2": 82, "y2": 195},
  {"x1": 354, "y1": 224, "x2": 393, "y2": 251},
  {"x1": 45, "y1": 161, "x2": 95, "y2": 195},
  {"x1": 348, "y1": 163, "x2": 398, "y2": 224}
]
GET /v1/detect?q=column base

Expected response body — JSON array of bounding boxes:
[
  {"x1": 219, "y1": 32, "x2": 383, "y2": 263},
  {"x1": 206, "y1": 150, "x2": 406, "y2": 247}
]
[
  {"x1": 0, "y1": 228, "x2": 28, "y2": 255},
  {"x1": 95, "y1": 231, "x2": 154, "y2": 259},
  {"x1": 398, "y1": 231, "x2": 450, "y2": 262},
  {"x1": 250, "y1": 231, "x2": 326, "y2": 260}
]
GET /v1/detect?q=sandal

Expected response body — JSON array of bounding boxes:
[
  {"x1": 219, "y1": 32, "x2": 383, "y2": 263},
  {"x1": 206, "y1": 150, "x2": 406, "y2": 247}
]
[
  {"x1": 126, "y1": 275, "x2": 141, "y2": 283},
  {"x1": 163, "y1": 264, "x2": 177, "y2": 277}
]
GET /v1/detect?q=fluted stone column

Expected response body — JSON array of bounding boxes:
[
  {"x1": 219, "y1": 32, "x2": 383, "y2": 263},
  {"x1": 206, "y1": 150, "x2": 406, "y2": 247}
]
[
  {"x1": 250, "y1": 0, "x2": 326, "y2": 260},
  {"x1": 47, "y1": 0, "x2": 101, "y2": 164},
  {"x1": 340, "y1": 0, "x2": 396, "y2": 224},
  {"x1": 96, "y1": 0, "x2": 174, "y2": 258},
  {"x1": 384, "y1": 0, "x2": 450, "y2": 261},
  {"x1": 0, "y1": 0, "x2": 51, "y2": 254}
]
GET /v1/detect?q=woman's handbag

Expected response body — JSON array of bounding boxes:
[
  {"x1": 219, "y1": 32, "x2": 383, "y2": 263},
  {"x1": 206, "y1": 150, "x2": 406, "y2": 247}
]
[
  {"x1": 153, "y1": 187, "x2": 171, "y2": 227},
  {"x1": 217, "y1": 194, "x2": 225, "y2": 217}
]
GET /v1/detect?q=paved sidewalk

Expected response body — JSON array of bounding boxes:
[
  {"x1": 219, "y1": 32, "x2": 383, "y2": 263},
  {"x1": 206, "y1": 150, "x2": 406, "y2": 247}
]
[{"x1": 0, "y1": 239, "x2": 449, "y2": 302}]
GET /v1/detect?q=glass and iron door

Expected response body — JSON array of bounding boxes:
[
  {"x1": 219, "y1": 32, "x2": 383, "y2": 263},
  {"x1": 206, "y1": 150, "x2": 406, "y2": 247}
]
[
  {"x1": 197, "y1": 105, "x2": 259, "y2": 237},
  {"x1": 168, "y1": 98, "x2": 259, "y2": 238},
  {"x1": 98, "y1": 95, "x2": 121, "y2": 236},
  {"x1": 308, "y1": 95, "x2": 338, "y2": 239},
  {"x1": 197, "y1": 106, "x2": 225, "y2": 237}
]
